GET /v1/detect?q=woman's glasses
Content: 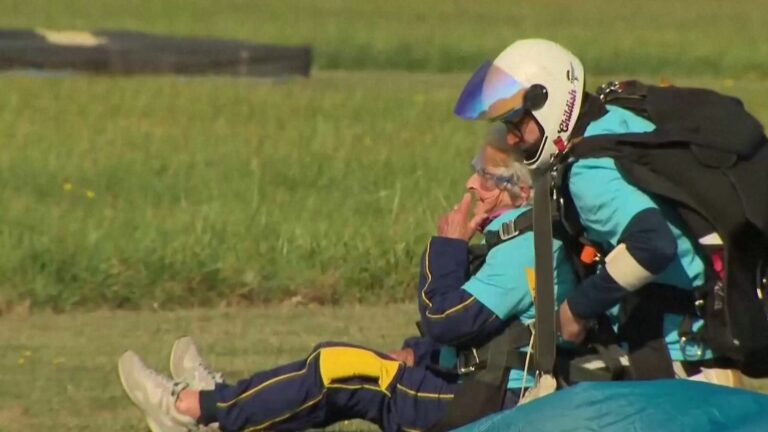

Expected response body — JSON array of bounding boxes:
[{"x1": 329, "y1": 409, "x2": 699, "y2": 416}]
[{"x1": 470, "y1": 155, "x2": 516, "y2": 190}]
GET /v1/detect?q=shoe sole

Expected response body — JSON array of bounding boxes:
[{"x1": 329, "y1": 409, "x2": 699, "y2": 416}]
[
  {"x1": 117, "y1": 352, "x2": 175, "y2": 432},
  {"x1": 169, "y1": 336, "x2": 192, "y2": 382}
]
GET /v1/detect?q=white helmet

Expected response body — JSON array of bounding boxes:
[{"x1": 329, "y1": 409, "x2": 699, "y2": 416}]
[{"x1": 454, "y1": 39, "x2": 585, "y2": 171}]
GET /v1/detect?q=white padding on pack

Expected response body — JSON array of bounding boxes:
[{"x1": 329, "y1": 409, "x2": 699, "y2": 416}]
[
  {"x1": 605, "y1": 243, "x2": 654, "y2": 291},
  {"x1": 698, "y1": 232, "x2": 723, "y2": 246}
]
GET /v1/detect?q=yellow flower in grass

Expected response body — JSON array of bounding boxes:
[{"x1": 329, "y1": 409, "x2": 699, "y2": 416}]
[
  {"x1": 85, "y1": 190, "x2": 95, "y2": 199},
  {"x1": 62, "y1": 182, "x2": 73, "y2": 192}
]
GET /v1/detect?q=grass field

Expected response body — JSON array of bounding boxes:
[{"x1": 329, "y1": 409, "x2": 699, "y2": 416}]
[
  {"x1": 1, "y1": 0, "x2": 767, "y2": 77},
  {"x1": 1, "y1": 1, "x2": 768, "y2": 308},
  {"x1": 1, "y1": 3, "x2": 768, "y2": 429},
  {"x1": 0, "y1": 71, "x2": 478, "y2": 308},
  {"x1": 1, "y1": 71, "x2": 767, "y2": 309},
  {"x1": 0, "y1": 306, "x2": 766, "y2": 431},
  {"x1": 0, "y1": 305, "x2": 419, "y2": 431}
]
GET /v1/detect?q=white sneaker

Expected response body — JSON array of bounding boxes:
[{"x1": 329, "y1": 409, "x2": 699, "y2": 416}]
[
  {"x1": 118, "y1": 351, "x2": 198, "y2": 432},
  {"x1": 170, "y1": 336, "x2": 224, "y2": 391}
]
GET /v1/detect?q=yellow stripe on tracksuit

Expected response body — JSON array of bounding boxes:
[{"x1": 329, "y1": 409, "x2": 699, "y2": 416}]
[
  {"x1": 245, "y1": 391, "x2": 327, "y2": 431},
  {"x1": 218, "y1": 350, "x2": 323, "y2": 408},
  {"x1": 226, "y1": 346, "x2": 451, "y2": 431},
  {"x1": 421, "y1": 239, "x2": 435, "y2": 307},
  {"x1": 318, "y1": 347, "x2": 402, "y2": 391},
  {"x1": 327, "y1": 382, "x2": 392, "y2": 397},
  {"x1": 421, "y1": 238, "x2": 477, "y2": 319},
  {"x1": 396, "y1": 383, "x2": 454, "y2": 400}
]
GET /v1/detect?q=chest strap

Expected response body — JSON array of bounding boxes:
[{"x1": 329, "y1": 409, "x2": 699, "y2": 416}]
[
  {"x1": 455, "y1": 321, "x2": 532, "y2": 379},
  {"x1": 483, "y1": 208, "x2": 534, "y2": 250}
]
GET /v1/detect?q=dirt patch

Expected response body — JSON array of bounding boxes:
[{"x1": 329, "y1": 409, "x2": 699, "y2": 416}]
[{"x1": 0, "y1": 405, "x2": 31, "y2": 431}]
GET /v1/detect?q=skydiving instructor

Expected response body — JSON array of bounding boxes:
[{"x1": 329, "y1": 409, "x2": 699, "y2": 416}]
[{"x1": 453, "y1": 38, "x2": 768, "y2": 382}]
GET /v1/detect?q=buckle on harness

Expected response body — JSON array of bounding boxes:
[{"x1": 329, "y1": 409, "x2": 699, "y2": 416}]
[
  {"x1": 456, "y1": 348, "x2": 481, "y2": 375},
  {"x1": 596, "y1": 81, "x2": 622, "y2": 102},
  {"x1": 679, "y1": 335, "x2": 705, "y2": 361},
  {"x1": 694, "y1": 298, "x2": 706, "y2": 318},
  {"x1": 499, "y1": 221, "x2": 519, "y2": 240}
]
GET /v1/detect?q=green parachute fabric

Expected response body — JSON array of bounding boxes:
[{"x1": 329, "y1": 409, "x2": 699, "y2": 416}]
[{"x1": 452, "y1": 380, "x2": 768, "y2": 432}]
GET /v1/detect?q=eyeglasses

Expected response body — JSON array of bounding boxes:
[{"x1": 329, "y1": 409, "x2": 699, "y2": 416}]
[
  {"x1": 501, "y1": 110, "x2": 528, "y2": 139},
  {"x1": 470, "y1": 155, "x2": 516, "y2": 190},
  {"x1": 499, "y1": 111, "x2": 544, "y2": 163}
]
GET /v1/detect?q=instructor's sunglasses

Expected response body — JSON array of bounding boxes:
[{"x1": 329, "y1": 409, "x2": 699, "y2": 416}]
[{"x1": 500, "y1": 109, "x2": 528, "y2": 139}]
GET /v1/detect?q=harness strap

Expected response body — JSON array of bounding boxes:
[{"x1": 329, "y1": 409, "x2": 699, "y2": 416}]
[
  {"x1": 596, "y1": 80, "x2": 650, "y2": 117},
  {"x1": 455, "y1": 321, "x2": 532, "y2": 377},
  {"x1": 426, "y1": 322, "x2": 531, "y2": 432},
  {"x1": 533, "y1": 173, "x2": 557, "y2": 375},
  {"x1": 484, "y1": 208, "x2": 568, "y2": 252},
  {"x1": 483, "y1": 208, "x2": 534, "y2": 249}
]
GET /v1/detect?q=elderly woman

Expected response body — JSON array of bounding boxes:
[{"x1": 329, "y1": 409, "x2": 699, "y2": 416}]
[{"x1": 116, "y1": 124, "x2": 578, "y2": 432}]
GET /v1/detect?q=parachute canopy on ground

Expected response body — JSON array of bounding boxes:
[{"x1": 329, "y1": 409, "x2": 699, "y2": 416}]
[
  {"x1": 0, "y1": 29, "x2": 311, "y2": 77},
  {"x1": 454, "y1": 380, "x2": 768, "y2": 432}
]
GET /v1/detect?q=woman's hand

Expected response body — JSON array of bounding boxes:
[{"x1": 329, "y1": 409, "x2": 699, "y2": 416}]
[
  {"x1": 437, "y1": 193, "x2": 487, "y2": 241},
  {"x1": 387, "y1": 348, "x2": 415, "y2": 366}
]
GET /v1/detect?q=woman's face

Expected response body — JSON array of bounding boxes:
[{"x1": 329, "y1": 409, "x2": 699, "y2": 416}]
[{"x1": 465, "y1": 145, "x2": 517, "y2": 217}]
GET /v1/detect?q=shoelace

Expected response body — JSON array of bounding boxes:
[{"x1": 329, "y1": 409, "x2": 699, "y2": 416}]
[
  {"x1": 142, "y1": 361, "x2": 182, "y2": 391},
  {"x1": 198, "y1": 361, "x2": 224, "y2": 384}
]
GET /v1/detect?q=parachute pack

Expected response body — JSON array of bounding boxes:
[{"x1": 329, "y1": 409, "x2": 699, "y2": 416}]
[{"x1": 555, "y1": 80, "x2": 768, "y2": 374}]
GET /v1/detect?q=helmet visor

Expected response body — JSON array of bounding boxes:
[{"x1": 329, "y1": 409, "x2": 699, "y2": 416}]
[{"x1": 454, "y1": 60, "x2": 528, "y2": 121}]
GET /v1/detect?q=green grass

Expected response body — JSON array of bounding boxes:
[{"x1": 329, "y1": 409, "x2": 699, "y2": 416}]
[
  {"x1": 0, "y1": 0, "x2": 767, "y2": 309},
  {"x1": 1, "y1": 4, "x2": 767, "y2": 429},
  {"x1": 0, "y1": 71, "x2": 480, "y2": 308},
  {"x1": 0, "y1": 0, "x2": 767, "y2": 77},
  {"x1": 0, "y1": 305, "x2": 417, "y2": 431},
  {"x1": 2, "y1": 71, "x2": 768, "y2": 309},
  {"x1": 0, "y1": 306, "x2": 765, "y2": 431}
]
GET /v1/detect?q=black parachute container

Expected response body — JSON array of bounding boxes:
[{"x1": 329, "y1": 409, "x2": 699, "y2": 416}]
[{"x1": 0, "y1": 29, "x2": 311, "y2": 77}]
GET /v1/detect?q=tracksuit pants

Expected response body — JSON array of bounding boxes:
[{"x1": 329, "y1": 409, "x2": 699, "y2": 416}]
[{"x1": 198, "y1": 342, "x2": 459, "y2": 432}]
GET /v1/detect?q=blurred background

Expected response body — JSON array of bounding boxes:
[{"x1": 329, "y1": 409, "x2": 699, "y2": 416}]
[{"x1": 0, "y1": 1, "x2": 766, "y2": 430}]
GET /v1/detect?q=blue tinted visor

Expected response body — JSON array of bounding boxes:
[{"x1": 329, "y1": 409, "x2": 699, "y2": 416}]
[{"x1": 454, "y1": 60, "x2": 528, "y2": 121}]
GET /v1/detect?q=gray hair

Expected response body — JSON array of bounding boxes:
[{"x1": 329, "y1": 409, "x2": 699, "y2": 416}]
[{"x1": 483, "y1": 123, "x2": 534, "y2": 205}]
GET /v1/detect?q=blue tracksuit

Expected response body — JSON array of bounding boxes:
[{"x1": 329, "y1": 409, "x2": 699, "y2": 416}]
[
  {"x1": 565, "y1": 105, "x2": 711, "y2": 361},
  {"x1": 197, "y1": 207, "x2": 578, "y2": 431},
  {"x1": 198, "y1": 341, "x2": 457, "y2": 432},
  {"x1": 416, "y1": 206, "x2": 577, "y2": 388}
]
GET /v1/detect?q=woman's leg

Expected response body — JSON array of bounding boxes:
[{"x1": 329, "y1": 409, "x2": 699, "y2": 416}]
[{"x1": 190, "y1": 341, "x2": 458, "y2": 432}]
